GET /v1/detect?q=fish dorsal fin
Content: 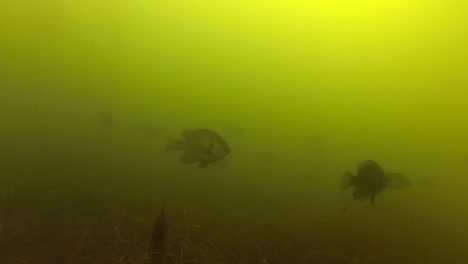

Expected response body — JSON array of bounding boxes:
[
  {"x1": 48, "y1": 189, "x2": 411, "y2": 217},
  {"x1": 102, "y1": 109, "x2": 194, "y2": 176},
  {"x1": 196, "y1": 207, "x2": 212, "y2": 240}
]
[
  {"x1": 386, "y1": 172, "x2": 412, "y2": 189},
  {"x1": 357, "y1": 160, "x2": 378, "y2": 174},
  {"x1": 181, "y1": 129, "x2": 197, "y2": 138}
]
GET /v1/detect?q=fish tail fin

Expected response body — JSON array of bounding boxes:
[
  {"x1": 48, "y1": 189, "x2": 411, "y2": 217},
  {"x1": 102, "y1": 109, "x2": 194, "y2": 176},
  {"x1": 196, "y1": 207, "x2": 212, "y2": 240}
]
[
  {"x1": 165, "y1": 138, "x2": 185, "y2": 153},
  {"x1": 340, "y1": 171, "x2": 354, "y2": 191},
  {"x1": 385, "y1": 172, "x2": 412, "y2": 189}
]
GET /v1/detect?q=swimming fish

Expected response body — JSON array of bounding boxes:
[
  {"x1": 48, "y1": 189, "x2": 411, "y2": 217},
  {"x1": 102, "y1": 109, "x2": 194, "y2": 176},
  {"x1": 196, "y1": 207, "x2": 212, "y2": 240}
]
[
  {"x1": 340, "y1": 160, "x2": 411, "y2": 205},
  {"x1": 166, "y1": 129, "x2": 231, "y2": 168}
]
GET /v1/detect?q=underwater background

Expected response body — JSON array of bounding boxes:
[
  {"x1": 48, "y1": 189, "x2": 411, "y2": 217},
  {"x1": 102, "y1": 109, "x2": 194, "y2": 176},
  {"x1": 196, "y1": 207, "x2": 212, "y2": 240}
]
[{"x1": 0, "y1": 0, "x2": 467, "y2": 263}]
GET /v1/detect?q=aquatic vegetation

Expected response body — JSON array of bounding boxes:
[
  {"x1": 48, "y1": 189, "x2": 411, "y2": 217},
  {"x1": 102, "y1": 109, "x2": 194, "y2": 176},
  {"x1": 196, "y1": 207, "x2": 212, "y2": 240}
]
[{"x1": 0, "y1": 192, "x2": 431, "y2": 264}]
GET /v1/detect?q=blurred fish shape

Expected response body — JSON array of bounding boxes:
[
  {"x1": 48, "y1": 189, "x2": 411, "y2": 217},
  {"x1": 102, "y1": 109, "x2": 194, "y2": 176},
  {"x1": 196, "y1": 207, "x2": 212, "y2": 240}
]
[
  {"x1": 341, "y1": 160, "x2": 412, "y2": 205},
  {"x1": 166, "y1": 129, "x2": 231, "y2": 168}
]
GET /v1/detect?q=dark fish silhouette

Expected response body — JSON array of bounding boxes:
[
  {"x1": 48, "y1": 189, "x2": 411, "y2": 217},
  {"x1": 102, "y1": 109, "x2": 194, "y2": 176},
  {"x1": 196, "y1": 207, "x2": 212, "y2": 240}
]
[
  {"x1": 166, "y1": 129, "x2": 231, "y2": 168},
  {"x1": 148, "y1": 201, "x2": 168, "y2": 264},
  {"x1": 341, "y1": 160, "x2": 411, "y2": 205}
]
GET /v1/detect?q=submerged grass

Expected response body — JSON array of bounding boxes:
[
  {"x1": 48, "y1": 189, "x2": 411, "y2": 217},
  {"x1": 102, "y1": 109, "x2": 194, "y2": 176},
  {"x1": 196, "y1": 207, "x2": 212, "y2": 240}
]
[
  {"x1": 0, "y1": 188, "x2": 427, "y2": 264},
  {"x1": 0, "y1": 163, "x2": 446, "y2": 264}
]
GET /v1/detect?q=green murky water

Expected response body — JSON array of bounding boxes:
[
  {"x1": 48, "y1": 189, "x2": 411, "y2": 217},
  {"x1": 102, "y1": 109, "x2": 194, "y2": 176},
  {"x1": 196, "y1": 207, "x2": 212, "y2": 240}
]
[{"x1": 0, "y1": 1, "x2": 467, "y2": 263}]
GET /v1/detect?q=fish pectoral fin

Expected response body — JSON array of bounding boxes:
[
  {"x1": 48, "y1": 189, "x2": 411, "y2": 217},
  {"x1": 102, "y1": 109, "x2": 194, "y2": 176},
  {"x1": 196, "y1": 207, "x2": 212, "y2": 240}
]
[{"x1": 385, "y1": 172, "x2": 412, "y2": 189}]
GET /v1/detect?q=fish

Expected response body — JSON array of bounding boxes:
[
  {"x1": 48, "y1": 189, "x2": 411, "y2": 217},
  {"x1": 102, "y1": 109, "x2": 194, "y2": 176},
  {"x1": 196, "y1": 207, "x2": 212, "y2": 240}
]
[
  {"x1": 340, "y1": 160, "x2": 411, "y2": 205},
  {"x1": 166, "y1": 129, "x2": 231, "y2": 168},
  {"x1": 148, "y1": 201, "x2": 168, "y2": 264}
]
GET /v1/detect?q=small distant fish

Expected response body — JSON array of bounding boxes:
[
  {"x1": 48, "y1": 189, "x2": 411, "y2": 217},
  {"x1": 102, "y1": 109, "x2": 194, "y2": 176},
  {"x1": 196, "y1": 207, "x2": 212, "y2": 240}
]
[
  {"x1": 340, "y1": 160, "x2": 412, "y2": 205},
  {"x1": 148, "y1": 201, "x2": 168, "y2": 264},
  {"x1": 166, "y1": 129, "x2": 231, "y2": 168},
  {"x1": 99, "y1": 112, "x2": 113, "y2": 129}
]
